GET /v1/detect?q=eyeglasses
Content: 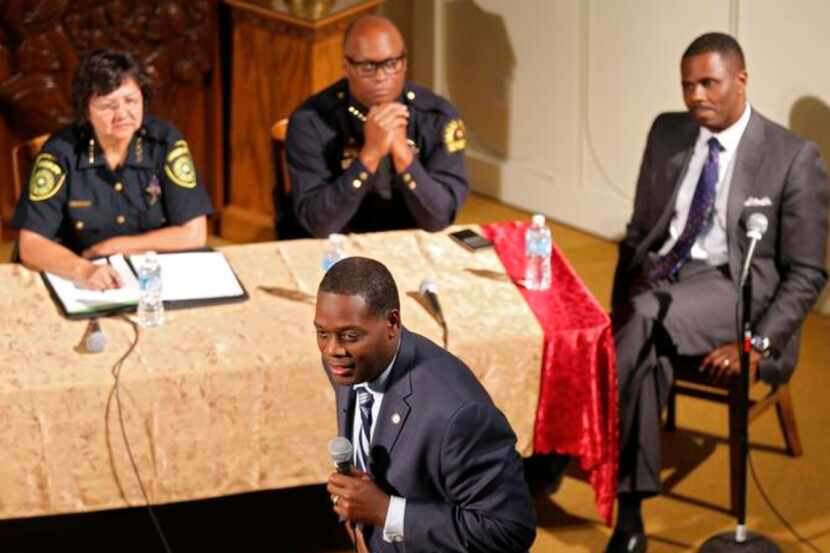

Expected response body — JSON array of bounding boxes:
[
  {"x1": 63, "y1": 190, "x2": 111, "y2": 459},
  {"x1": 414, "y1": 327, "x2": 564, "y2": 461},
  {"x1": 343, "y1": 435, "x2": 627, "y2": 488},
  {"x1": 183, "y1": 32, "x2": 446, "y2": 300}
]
[{"x1": 345, "y1": 54, "x2": 407, "y2": 78}]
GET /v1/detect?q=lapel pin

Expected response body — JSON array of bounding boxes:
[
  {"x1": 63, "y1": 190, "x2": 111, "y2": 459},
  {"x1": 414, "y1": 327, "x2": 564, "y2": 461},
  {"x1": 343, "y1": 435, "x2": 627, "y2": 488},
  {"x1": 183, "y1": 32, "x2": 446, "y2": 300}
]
[{"x1": 391, "y1": 413, "x2": 401, "y2": 425}]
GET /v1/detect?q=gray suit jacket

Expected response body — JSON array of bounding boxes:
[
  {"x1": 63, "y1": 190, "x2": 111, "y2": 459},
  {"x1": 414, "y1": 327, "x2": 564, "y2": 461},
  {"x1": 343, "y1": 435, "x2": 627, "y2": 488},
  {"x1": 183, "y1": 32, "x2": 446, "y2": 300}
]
[
  {"x1": 612, "y1": 110, "x2": 829, "y2": 383},
  {"x1": 333, "y1": 328, "x2": 536, "y2": 553}
]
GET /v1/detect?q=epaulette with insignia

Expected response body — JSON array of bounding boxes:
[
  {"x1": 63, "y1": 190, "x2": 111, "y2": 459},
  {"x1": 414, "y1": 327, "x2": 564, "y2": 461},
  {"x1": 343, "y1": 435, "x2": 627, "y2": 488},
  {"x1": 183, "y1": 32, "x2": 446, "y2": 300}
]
[
  {"x1": 28, "y1": 153, "x2": 66, "y2": 201},
  {"x1": 315, "y1": 79, "x2": 350, "y2": 115},
  {"x1": 165, "y1": 140, "x2": 197, "y2": 188},
  {"x1": 402, "y1": 82, "x2": 459, "y2": 118}
]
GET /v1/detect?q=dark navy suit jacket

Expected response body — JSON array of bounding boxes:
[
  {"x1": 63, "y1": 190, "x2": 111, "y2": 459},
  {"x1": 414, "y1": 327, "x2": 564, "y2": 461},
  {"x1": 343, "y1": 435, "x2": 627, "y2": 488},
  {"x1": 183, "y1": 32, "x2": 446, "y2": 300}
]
[{"x1": 333, "y1": 328, "x2": 536, "y2": 553}]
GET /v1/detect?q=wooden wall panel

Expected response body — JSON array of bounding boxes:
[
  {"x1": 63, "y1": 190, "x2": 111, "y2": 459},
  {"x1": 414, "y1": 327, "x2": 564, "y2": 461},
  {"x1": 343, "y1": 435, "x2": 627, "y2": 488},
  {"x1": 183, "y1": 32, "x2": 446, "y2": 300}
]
[{"x1": 0, "y1": 0, "x2": 224, "y2": 235}]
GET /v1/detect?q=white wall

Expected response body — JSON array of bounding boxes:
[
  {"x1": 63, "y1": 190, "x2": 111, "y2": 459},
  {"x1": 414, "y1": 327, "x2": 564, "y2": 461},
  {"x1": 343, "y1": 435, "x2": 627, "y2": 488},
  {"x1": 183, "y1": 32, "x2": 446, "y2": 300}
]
[{"x1": 412, "y1": 0, "x2": 830, "y2": 313}]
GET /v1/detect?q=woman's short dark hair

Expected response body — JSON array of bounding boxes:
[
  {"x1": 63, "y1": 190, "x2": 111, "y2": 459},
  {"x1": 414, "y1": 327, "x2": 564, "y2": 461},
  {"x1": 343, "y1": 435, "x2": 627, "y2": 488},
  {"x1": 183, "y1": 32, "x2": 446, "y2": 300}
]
[{"x1": 72, "y1": 49, "x2": 153, "y2": 123}]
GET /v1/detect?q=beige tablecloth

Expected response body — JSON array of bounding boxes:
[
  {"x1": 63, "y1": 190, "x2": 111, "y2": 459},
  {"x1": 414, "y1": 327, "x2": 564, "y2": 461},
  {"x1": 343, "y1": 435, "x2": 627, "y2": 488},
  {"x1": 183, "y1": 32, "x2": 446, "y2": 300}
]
[{"x1": 0, "y1": 229, "x2": 542, "y2": 519}]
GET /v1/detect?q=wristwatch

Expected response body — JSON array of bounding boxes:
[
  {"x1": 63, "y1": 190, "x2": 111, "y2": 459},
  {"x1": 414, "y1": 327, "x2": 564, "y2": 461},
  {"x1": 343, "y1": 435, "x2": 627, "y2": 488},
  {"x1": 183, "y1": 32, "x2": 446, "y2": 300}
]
[{"x1": 751, "y1": 335, "x2": 772, "y2": 358}]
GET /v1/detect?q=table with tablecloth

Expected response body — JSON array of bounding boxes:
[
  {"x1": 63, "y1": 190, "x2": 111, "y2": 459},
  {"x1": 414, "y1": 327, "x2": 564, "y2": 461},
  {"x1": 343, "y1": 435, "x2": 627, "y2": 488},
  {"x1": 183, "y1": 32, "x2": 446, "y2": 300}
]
[{"x1": 0, "y1": 223, "x2": 617, "y2": 524}]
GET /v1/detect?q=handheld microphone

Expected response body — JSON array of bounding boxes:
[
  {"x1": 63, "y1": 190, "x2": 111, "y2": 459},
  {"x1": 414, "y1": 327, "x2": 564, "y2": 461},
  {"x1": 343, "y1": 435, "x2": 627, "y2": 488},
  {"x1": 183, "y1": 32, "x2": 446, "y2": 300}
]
[
  {"x1": 84, "y1": 318, "x2": 107, "y2": 353},
  {"x1": 329, "y1": 436, "x2": 354, "y2": 474},
  {"x1": 418, "y1": 278, "x2": 445, "y2": 327},
  {"x1": 738, "y1": 213, "x2": 769, "y2": 289}
]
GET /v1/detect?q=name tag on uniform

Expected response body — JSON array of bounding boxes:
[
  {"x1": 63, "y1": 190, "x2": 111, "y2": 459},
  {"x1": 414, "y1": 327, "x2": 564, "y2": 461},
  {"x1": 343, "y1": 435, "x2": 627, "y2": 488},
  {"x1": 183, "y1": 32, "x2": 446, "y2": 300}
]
[{"x1": 68, "y1": 200, "x2": 92, "y2": 208}]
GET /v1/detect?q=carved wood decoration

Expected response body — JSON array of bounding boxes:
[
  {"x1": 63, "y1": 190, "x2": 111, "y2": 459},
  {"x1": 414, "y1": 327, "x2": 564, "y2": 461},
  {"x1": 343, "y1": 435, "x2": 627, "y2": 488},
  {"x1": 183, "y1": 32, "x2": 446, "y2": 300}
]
[{"x1": 0, "y1": 0, "x2": 224, "y2": 235}]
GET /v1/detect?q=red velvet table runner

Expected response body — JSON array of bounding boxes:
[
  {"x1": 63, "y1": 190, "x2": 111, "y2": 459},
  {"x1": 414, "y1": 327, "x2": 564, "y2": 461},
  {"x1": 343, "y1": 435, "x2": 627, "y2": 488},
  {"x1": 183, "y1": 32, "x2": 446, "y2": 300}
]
[{"x1": 482, "y1": 221, "x2": 618, "y2": 525}]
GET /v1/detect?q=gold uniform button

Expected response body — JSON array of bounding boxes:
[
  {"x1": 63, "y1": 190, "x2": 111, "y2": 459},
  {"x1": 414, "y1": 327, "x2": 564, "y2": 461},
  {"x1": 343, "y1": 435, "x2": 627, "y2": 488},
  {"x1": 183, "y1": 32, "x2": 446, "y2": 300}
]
[
  {"x1": 406, "y1": 90, "x2": 416, "y2": 101},
  {"x1": 336, "y1": 91, "x2": 345, "y2": 100},
  {"x1": 352, "y1": 179, "x2": 362, "y2": 189},
  {"x1": 359, "y1": 171, "x2": 368, "y2": 181},
  {"x1": 402, "y1": 173, "x2": 412, "y2": 183},
  {"x1": 408, "y1": 181, "x2": 417, "y2": 191},
  {"x1": 75, "y1": 221, "x2": 85, "y2": 230},
  {"x1": 116, "y1": 215, "x2": 126, "y2": 224},
  {"x1": 114, "y1": 182, "x2": 123, "y2": 192}
]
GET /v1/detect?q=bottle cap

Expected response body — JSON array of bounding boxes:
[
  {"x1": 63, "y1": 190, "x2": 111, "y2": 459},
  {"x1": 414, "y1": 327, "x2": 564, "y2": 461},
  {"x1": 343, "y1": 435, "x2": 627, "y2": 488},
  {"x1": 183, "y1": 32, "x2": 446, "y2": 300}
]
[{"x1": 531, "y1": 214, "x2": 546, "y2": 226}]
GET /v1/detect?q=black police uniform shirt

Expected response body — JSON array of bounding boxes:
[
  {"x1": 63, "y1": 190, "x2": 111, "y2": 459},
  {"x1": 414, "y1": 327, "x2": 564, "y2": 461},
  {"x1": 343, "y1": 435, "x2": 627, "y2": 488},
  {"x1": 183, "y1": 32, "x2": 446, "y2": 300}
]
[
  {"x1": 286, "y1": 78, "x2": 469, "y2": 238},
  {"x1": 12, "y1": 115, "x2": 214, "y2": 254}
]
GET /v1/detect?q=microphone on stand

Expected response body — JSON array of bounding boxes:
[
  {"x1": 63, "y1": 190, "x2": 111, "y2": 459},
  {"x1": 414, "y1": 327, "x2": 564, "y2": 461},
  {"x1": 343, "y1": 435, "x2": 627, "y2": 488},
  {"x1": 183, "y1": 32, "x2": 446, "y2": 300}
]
[
  {"x1": 84, "y1": 318, "x2": 107, "y2": 353},
  {"x1": 699, "y1": 210, "x2": 779, "y2": 553},
  {"x1": 738, "y1": 213, "x2": 768, "y2": 289},
  {"x1": 419, "y1": 279, "x2": 448, "y2": 348},
  {"x1": 329, "y1": 436, "x2": 354, "y2": 474}
]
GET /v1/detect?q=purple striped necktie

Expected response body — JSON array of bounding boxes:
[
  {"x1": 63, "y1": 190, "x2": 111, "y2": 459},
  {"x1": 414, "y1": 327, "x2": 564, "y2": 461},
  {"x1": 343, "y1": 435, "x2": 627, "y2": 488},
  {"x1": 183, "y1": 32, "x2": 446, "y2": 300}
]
[{"x1": 650, "y1": 136, "x2": 723, "y2": 282}]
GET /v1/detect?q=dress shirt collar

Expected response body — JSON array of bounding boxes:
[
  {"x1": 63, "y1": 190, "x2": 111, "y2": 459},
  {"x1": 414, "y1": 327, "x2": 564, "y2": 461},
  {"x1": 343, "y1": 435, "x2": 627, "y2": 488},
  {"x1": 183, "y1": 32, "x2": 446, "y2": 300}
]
[
  {"x1": 698, "y1": 101, "x2": 752, "y2": 153},
  {"x1": 352, "y1": 338, "x2": 400, "y2": 395}
]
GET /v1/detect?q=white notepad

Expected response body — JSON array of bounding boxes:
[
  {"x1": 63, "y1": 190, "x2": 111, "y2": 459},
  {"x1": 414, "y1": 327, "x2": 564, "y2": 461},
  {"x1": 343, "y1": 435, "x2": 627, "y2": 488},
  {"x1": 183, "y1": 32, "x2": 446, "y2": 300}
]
[
  {"x1": 43, "y1": 254, "x2": 141, "y2": 315},
  {"x1": 128, "y1": 251, "x2": 245, "y2": 302},
  {"x1": 42, "y1": 251, "x2": 246, "y2": 318}
]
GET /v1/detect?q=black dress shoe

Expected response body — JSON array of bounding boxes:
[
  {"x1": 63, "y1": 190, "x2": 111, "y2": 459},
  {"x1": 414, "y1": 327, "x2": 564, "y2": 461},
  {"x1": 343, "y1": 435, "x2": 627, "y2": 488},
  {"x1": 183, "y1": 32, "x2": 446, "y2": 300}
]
[{"x1": 604, "y1": 529, "x2": 647, "y2": 553}]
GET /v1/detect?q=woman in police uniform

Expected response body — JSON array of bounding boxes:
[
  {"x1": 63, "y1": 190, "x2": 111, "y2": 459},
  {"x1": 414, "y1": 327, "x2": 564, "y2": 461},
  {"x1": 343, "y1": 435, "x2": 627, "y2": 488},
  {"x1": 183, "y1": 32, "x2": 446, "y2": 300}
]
[{"x1": 12, "y1": 49, "x2": 213, "y2": 291}]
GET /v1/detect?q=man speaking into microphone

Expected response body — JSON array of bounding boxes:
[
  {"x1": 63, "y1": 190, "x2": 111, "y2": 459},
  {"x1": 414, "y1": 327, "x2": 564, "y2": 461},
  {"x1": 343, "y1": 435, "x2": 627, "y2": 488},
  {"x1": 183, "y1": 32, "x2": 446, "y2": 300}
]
[
  {"x1": 314, "y1": 257, "x2": 535, "y2": 553},
  {"x1": 607, "y1": 32, "x2": 829, "y2": 552}
]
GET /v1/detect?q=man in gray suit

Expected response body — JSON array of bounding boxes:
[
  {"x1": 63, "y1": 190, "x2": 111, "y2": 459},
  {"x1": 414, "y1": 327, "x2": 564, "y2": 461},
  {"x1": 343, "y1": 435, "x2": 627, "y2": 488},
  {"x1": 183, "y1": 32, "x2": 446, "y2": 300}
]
[
  {"x1": 316, "y1": 256, "x2": 536, "y2": 553},
  {"x1": 607, "y1": 33, "x2": 829, "y2": 553}
]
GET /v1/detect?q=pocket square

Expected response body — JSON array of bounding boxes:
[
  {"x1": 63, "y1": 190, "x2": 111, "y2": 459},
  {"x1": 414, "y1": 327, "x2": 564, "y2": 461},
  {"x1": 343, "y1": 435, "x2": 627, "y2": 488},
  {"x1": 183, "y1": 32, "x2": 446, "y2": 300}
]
[{"x1": 744, "y1": 196, "x2": 772, "y2": 207}]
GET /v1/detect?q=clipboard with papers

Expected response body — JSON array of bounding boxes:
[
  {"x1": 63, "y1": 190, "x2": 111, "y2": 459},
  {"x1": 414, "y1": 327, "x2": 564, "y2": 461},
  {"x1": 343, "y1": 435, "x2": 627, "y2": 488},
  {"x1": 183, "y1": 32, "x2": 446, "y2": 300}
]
[{"x1": 41, "y1": 249, "x2": 249, "y2": 320}]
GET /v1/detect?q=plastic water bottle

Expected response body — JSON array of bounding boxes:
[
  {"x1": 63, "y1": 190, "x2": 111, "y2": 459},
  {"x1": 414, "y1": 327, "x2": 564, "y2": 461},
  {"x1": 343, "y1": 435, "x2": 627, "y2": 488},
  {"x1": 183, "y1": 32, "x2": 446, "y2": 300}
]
[
  {"x1": 524, "y1": 214, "x2": 552, "y2": 291},
  {"x1": 322, "y1": 233, "x2": 347, "y2": 272},
  {"x1": 137, "y1": 251, "x2": 165, "y2": 327}
]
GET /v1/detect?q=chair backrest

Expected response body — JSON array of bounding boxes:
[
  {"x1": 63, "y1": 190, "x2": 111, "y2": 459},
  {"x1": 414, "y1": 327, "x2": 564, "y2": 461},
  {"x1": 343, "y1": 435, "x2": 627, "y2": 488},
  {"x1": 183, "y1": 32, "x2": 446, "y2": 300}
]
[
  {"x1": 271, "y1": 119, "x2": 289, "y2": 198},
  {"x1": 11, "y1": 133, "x2": 50, "y2": 203},
  {"x1": 9, "y1": 134, "x2": 49, "y2": 262},
  {"x1": 270, "y1": 119, "x2": 309, "y2": 240}
]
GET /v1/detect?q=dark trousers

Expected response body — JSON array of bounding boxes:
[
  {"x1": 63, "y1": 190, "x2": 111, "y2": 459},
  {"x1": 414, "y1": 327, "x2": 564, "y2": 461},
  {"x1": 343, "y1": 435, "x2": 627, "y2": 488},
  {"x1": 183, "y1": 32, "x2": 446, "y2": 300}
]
[{"x1": 613, "y1": 261, "x2": 736, "y2": 495}]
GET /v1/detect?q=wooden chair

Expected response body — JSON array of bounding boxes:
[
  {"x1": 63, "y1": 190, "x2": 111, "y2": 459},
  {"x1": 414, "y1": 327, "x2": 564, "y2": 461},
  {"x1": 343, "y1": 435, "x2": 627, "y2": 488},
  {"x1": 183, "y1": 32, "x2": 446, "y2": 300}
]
[
  {"x1": 665, "y1": 357, "x2": 803, "y2": 513},
  {"x1": 9, "y1": 133, "x2": 49, "y2": 261},
  {"x1": 11, "y1": 133, "x2": 50, "y2": 204},
  {"x1": 270, "y1": 119, "x2": 309, "y2": 240}
]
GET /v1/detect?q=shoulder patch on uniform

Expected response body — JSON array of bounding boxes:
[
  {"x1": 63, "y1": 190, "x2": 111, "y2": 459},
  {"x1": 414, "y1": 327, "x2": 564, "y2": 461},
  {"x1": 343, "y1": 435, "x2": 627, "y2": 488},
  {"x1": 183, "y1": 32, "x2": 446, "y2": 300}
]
[
  {"x1": 28, "y1": 153, "x2": 66, "y2": 201},
  {"x1": 164, "y1": 139, "x2": 197, "y2": 188},
  {"x1": 443, "y1": 119, "x2": 467, "y2": 154}
]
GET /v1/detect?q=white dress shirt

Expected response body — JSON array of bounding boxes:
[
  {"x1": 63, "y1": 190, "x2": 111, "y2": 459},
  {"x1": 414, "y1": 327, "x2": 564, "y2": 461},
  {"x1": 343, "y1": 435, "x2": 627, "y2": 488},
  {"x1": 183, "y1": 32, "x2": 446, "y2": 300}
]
[
  {"x1": 352, "y1": 348, "x2": 405, "y2": 543},
  {"x1": 658, "y1": 102, "x2": 752, "y2": 266}
]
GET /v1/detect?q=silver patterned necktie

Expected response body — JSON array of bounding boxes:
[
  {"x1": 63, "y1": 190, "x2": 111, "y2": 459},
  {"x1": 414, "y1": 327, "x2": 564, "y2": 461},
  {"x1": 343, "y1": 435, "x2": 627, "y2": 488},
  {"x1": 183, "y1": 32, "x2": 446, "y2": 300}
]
[{"x1": 355, "y1": 386, "x2": 374, "y2": 472}]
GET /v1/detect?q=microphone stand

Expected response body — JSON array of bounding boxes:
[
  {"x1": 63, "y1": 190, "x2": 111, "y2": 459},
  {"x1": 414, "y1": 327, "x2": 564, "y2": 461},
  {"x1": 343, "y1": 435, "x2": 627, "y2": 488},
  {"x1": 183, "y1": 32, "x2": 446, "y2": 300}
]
[{"x1": 698, "y1": 269, "x2": 780, "y2": 552}]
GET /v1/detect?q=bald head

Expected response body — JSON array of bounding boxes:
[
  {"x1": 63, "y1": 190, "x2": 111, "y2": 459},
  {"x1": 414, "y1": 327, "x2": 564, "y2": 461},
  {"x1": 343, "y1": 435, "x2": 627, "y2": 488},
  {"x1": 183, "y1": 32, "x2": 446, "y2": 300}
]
[
  {"x1": 342, "y1": 15, "x2": 408, "y2": 107},
  {"x1": 343, "y1": 15, "x2": 404, "y2": 52}
]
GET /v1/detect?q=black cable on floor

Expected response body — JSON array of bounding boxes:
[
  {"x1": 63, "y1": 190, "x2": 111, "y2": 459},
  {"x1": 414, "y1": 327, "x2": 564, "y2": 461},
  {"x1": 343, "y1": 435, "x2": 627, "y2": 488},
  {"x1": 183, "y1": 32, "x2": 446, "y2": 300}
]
[
  {"x1": 747, "y1": 449, "x2": 825, "y2": 553},
  {"x1": 113, "y1": 316, "x2": 174, "y2": 553}
]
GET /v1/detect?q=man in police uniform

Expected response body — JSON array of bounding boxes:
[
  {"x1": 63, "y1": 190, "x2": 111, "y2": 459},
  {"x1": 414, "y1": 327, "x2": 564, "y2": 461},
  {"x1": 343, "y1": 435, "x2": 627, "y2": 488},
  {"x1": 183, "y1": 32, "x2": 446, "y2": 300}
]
[{"x1": 285, "y1": 15, "x2": 469, "y2": 238}]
